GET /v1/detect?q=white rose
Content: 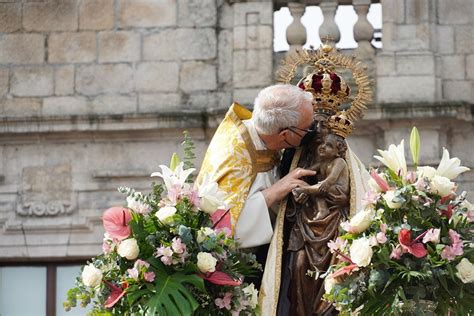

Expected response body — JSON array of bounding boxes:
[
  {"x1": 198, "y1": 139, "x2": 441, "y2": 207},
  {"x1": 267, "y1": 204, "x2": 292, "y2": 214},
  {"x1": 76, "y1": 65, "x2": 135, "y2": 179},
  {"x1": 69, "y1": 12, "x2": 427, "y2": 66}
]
[
  {"x1": 349, "y1": 208, "x2": 375, "y2": 233},
  {"x1": 197, "y1": 227, "x2": 215, "y2": 243},
  {"x1": 127, "y1": 193, "x2": 151, "y2": 214},
  {"x1": 243, "y1": 283, "x2": 258, "y2": 308},
  {"x1": 324, "y1": 276, "x2": 337, "y2": 294},
  {"x1": 117, "y1": 238, "x2": 139, "y2": 260},
  {"x1": 81, "y1": 264, "x2": 103, "y2": 287},
  {"x1": 417, "y1": 166, "x2": 437, "y2": 180},
  {"x1": 430, "y1": 175, "x2": 455, "y2": 197},
  {"x1": 383, "y1": 190, "x2": 402, "y2": 209},
  {"x1": 196, "y1": 252, "x2": 217, "y2": 273},
  {"x1": 349, "y1": 237, "x2": 373, "y2": 267},
  {"x1": 456, "y1": 258, "x2": 474, "y2": 283},
  {"x1": 156, "y1": 206, "x2": 177, "y2": 225}
]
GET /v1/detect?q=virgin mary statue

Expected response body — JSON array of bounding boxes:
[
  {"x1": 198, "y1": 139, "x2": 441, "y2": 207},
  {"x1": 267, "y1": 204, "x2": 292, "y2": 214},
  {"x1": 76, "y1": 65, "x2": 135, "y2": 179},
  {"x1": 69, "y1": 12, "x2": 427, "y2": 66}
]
[{"x1": 259, "y1": 44, "x2": 372, "y2": 315}]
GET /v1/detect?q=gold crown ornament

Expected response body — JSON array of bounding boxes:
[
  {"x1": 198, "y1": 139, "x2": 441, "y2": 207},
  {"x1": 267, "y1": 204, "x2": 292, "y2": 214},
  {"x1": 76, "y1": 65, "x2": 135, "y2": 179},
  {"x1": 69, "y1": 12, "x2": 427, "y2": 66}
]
[
  {"x1": 276, "y1": 41, "x2": 373, "y2": 127},
  {"x1": 327, "y1": 111, "x2": 353, "y2": 139}
]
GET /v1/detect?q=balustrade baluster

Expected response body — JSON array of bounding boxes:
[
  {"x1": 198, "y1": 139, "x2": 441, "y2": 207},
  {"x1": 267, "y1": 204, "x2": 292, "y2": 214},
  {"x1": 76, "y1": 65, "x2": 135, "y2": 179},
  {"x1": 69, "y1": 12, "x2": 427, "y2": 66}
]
[
  {"x1": 319, "y1": 0, "x2": 340, "y2": 45},
  {"x1": 353, "y1": 0, "x2": 375, "y2": 58},
  {"x1": 286, "y1": 2, "x2": 307, "y2": 52}
]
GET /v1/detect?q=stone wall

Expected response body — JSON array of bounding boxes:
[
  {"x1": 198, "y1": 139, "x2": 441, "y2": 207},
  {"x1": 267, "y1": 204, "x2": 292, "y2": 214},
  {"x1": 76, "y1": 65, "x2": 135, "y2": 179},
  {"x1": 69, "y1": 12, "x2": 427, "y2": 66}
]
[{"x1": 0, "y1": 0, "x2": 473, "y2": 259}]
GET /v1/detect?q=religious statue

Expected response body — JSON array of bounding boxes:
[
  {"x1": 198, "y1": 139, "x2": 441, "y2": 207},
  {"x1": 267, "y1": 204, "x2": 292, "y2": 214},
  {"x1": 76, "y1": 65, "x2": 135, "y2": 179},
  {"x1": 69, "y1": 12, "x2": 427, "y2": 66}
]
[{"x1": 259, "y1": 43, "x2": 373, "y2": 315}]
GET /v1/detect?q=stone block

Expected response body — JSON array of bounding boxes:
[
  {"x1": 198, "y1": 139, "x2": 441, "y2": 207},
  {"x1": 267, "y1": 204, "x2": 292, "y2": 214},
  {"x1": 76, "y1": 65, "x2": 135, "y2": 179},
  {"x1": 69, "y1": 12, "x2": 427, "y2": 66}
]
[
  {"x1": 0, "y1": 34, "x2": 44, "y2": 64},
  {"x1": 178, "y1": 0, "x2": 217, "y2": 27},
  {"x1": 90, "y1": 95, "x2": 137, "y2": 114},
  {"x1": 442, "y1": 80, "x2": 472, "y2": 102},
  {"x1": 143, "y1": 29, "x2": 178, "y2": 61},
  {"x1": 438, "y1": 0, "x2": 474, "y2": 24},
  {"x1": 218, "y1": 30, "x2": 233, "y2": 85},
  {"x1": 440, "y1": 55, "x2": 465, "y2": 80},
  {"x1": 183, "y1": 92, "x2": 218, "y2": 109},
  {"x1": 76, "y1": 64, "x2": 133, "y2": 95},
  {"x1": 406, "y1": 0, "x2": 433, "y2": 23},
  {"x1": 396, "y1": 54, "x2": 435, "y2": 75},
  {"x1": 436, "y1": 26, "x2": 454, "y2": 55},
  {"x1": 376, "y1": 53, "x2": 396, "y2": 76},
  {"x1": 233, "y1": 88, "x2": 260, "y2": 106},
  {"x1": 0, "y1": 98, "x2": 42, "y2": 117},
  {"x1": 233, "y1": 50, "x2": 272, "y2": 88},
  {"x1": 138, "y1": 93, "x2": 180, "y2": 112},
  {"x1": 48, "y1": 32, "x2": 96, "y2": 64},
  {"x1": 54, "y1": 66, "x2": 74, "y2": 96},
  {"x1": 377, "y1": 76, "x2": 436, "y2": 103},
  {"x1": 455, "y1": 26, "x2": 474, "y2": 54},
  {"x1": 466, "y1": 55, "x2": 474, "y2": 79},
  {"x1": 42, "y1": 96, "x2": 88, "y2": 116},
  {"x1": 233, "y1": 2, "x2": 273, "y2": 26},
  {"x1": 11, "y1": 67, "x2": 53, "y2": 97},
  {"x1": 79, "y1": 0, "x2": 114, "y2": 30},
  {"x1": 0, "y1": 69, "x2": 8, "y2": 97},
  {"x1": 23, "y1": 2, "x2": 78, "y2": 31},
  {"x1": 136, "y1": 62, "x2": 179, "y2": 92},
  {"x1": 380, "y1": 0, "x2": 405, "y2": 23},
  {"x1": 180, "y1": 62, "x2": 217, "y2": 92},
  {"x1": 119, "y1": 0, "x2": 177, "y2": 28},
  {"x1": 234, "y1": 25, "x2": 273, "y2": 50},
  {"x1": 98, "y1": 31, "x2": 140, "y2": 62},
  {"x1": 0, "y1": 3, "x2": 21, "y2": 32},
  {"x1": 218, "y1": 1, "x2": 233, "y2": 29},
  {"x1": 177, "y1": 28, "x2": 217, "y2": 60}
]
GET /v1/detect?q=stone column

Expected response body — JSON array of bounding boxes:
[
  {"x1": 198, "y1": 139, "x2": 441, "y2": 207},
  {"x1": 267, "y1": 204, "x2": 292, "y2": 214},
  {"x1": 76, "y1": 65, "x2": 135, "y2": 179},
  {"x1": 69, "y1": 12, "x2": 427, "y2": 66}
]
[
  {"x1": 319, "y1": 0, "x2": 340, "y2": 45},
  {"x1": 286, "y1": 2, "x2": 307, "y2": 53},
  {"x1": 353, "y1": 0, "x2": 375, "y2": 59}
]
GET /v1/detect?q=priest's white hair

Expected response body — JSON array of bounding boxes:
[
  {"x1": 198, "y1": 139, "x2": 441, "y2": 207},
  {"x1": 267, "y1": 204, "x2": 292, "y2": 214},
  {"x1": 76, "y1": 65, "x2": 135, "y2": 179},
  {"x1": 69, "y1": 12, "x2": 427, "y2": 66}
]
[{"x1": 252, "y1": 84, "x2": 313, "y2": 135}]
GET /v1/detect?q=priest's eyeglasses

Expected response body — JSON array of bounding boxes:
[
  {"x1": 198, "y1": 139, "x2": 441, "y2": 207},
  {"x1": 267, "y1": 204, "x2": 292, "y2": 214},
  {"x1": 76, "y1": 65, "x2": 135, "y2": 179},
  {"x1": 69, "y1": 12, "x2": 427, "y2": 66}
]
[{"x1": 280, "y1": 126, "x2": 315, "y2": 138}]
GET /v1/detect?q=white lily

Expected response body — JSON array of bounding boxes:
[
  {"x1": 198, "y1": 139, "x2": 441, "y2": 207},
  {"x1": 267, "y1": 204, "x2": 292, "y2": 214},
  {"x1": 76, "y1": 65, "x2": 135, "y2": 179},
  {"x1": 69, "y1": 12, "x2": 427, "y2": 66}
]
[
  {"x1": 196, "y1": 173, "x2": 227, "y2": 215},
  {"x1": 374, "y1": 140, "x2": 407, "y2": 176},
  {"x1": 436, "y1": 148, "x2": 469, "y2": 180},
  {"x1": 151, "y1": 162, "x2": 196, "y2": 191}
]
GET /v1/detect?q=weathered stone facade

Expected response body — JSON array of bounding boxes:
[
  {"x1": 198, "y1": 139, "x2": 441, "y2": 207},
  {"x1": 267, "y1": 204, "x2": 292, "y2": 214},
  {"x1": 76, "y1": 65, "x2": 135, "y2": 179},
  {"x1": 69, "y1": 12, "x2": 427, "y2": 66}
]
[{"x1": 0, "y1": 0, "x2": 473, "y2": 260}]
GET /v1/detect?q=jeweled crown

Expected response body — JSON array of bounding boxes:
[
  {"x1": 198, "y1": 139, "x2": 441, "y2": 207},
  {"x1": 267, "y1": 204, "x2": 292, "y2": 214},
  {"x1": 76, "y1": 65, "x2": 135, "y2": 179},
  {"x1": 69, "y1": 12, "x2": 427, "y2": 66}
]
[
  {"x1": 327, "y1": 111, "x2": 353, "y2": 139},
  {"x1": 297, "y1": 44, "x2": 351, "y2": 115}
]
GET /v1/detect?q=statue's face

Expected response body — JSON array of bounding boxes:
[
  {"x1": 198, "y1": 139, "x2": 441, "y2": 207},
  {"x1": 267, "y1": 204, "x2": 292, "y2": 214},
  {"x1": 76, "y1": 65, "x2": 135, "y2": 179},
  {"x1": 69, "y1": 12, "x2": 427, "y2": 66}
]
[
  {"x1": 314, "y1": 114, "x2": 329, "y2": 140},
  {"x1": 318, "y1": 134, "x2": 339, "y2": 159}
]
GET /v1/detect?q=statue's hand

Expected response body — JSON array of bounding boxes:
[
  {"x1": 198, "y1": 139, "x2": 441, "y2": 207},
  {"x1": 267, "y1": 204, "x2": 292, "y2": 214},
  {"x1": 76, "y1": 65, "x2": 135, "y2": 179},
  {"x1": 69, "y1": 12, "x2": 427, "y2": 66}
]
[
  {"x1": 317, "y1": 180, "x2": 329, "y2": 194},
  {"x1": 292, "y1": 187, "x2": 309, "y2": 204},
  {"x1": 327, "y1": 190, "x2": 349, "y2": 206}
]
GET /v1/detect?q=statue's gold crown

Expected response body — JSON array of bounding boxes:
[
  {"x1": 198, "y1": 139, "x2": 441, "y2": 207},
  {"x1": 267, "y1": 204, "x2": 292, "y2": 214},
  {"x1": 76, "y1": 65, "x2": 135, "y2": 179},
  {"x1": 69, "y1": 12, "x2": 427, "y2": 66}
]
[
  {"x1": 277, "y1": 42, "x2": 373, "y2": 123},
  {"x1": 328, "y1": 111, "x2": 353, "y2": 138}
]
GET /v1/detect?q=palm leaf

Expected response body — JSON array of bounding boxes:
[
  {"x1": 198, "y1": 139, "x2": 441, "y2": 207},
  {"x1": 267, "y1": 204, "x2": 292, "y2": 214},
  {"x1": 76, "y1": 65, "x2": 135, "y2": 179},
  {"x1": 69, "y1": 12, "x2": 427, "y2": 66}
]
[{"x1": 145, "y1": 257, "x2": 205, "y2": 315}]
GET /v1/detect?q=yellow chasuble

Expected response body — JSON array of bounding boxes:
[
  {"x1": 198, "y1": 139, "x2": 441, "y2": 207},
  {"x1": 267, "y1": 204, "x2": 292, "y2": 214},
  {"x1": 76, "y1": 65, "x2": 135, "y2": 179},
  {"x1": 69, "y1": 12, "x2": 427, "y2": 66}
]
[{"x1": 196, "y1": 103, "x2": 279, "y2": 227}]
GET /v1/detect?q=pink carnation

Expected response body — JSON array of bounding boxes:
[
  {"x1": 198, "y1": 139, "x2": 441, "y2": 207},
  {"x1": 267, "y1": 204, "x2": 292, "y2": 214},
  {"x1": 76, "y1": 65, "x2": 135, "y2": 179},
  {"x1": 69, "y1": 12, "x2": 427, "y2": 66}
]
[
  {"x1": 127, "y1": 268, "x2": 139, "y2": 281},
  {"x1": 441, "y1": 229, "x2": 463, "y2": 261},
  {"x1": 171, "y1": 237, "x2": 186, "y2": 254},
  {"x1": 144, "y1": 272, "x2": 156, "y2": 282},
  {"x1": 215, "y1": 292, "x2": 232, "y2": 310}
]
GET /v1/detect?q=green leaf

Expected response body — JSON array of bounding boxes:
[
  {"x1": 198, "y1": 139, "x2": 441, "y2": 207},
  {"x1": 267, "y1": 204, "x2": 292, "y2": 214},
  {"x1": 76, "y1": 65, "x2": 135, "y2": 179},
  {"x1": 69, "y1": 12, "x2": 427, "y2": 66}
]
[
  {"x1": 410, "y1": 127, "x2": 420, "y2": 166},
  {"x1": 169, "y1": 153, "x2": 181, "y2": 172},
  {"x1": 145, "y1": 257, "x2": 205, "y2": 316}
]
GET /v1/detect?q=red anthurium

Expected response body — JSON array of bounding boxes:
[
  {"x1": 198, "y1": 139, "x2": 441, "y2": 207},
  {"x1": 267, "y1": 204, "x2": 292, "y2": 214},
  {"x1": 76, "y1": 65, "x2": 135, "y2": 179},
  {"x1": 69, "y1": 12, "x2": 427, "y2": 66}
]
[
  {"x1": 104, "y1": 281, "x2": 128, "y2": 308},
  {"x1": 398, "y1": 229, "x2": 427, "y2": 258},
  {"x1": 440, "y1": 204, "x2": 453, "y2": 219},
  {"x1": 331, "y1": 264, "x2": 359, "y2": 279},
  {"x1": 370, "y1": 170, "x2": 391, "y2": 192},
  {"x1": 211, "y1": 209, "x2": 232, "y2": 236},
  {"x1": 200, "y1": 270, "x2": 242, "y2": 286},
  {"x1": 103, "y1": 206, "x2": 132, "y2": 241}
]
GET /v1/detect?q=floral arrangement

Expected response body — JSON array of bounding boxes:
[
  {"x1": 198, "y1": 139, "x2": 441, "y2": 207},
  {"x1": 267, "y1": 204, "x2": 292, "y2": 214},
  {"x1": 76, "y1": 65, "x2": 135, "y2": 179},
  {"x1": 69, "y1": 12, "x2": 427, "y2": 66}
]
[
  {"x1": 324, "y1": 127, "x2": 474, "y2": 315},
  {"x1": 64, "y1": 147, "x2": 260, "y2": 315}
]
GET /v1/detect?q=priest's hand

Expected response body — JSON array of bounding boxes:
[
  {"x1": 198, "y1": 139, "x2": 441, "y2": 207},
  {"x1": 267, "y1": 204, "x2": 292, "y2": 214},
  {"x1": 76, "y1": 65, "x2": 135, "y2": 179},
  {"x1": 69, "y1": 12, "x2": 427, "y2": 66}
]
[{"x1": 262, "y1": 168, "x2": 316, "y2": 207}]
